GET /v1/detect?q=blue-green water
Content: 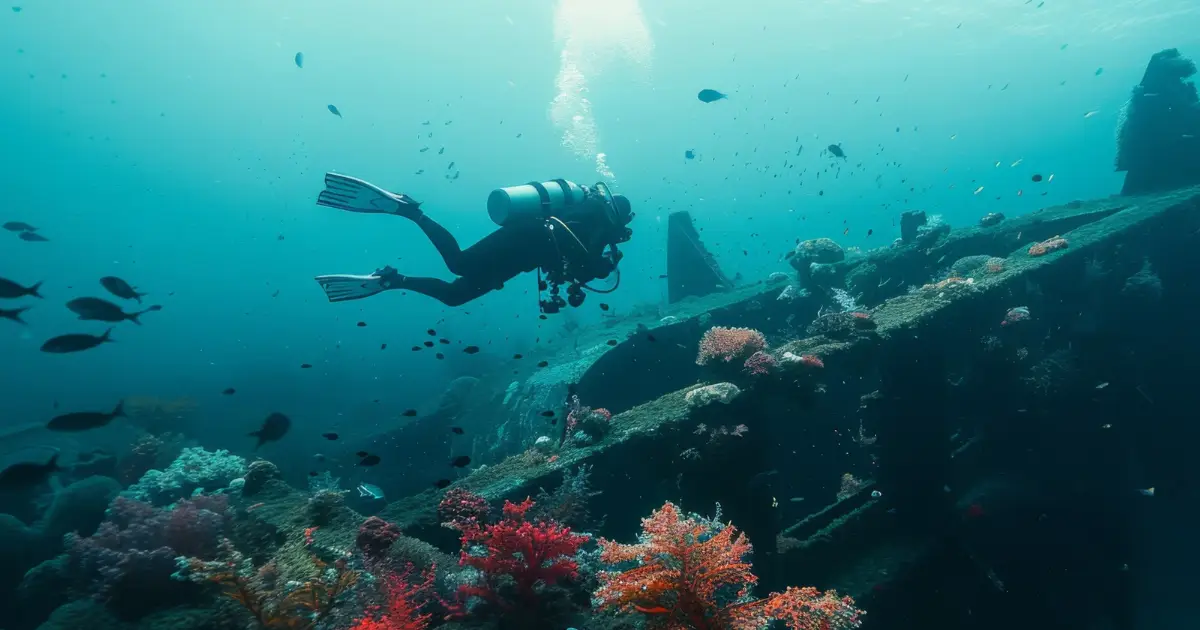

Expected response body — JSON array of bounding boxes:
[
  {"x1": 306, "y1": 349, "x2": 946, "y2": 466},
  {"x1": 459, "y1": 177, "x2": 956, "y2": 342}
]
[{"x1": 1, "y1": 0, "x2": 1197, "y2": 452}]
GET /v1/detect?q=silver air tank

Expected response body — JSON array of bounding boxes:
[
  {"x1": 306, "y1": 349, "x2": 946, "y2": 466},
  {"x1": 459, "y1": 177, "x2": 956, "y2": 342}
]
[{"x1": 487, "y1": 179, "x2": 587, "y2": 226}]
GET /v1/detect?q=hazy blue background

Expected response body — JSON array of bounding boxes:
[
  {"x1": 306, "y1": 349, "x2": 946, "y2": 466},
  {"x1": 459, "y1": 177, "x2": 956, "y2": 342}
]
[{"x1": 1, "y1": 0, "x2": 1197, "y2": 453}]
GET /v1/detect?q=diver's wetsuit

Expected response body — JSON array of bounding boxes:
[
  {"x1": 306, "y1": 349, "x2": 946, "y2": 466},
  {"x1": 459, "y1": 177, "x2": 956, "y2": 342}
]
[{"x1": 398, "y1": 211, "x2": 619, "y2": 307}]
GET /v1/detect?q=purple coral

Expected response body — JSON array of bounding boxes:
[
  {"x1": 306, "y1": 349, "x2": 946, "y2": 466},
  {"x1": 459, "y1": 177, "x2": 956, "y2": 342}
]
[
  {"x1": 743, "y1": 351, "x2": 778, "y2": 376},
  {"x1": 65, "y1": 495, "x2": 228, "y2": 614},
  {"x1": 356, "y1": 515, "x2": 402, "y2": 560}
]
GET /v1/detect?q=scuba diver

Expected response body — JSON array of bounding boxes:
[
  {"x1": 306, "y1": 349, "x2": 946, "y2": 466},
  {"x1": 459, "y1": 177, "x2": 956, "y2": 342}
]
[{"x1": 313, "y1": 173, "x2": 634, "y2": 311}]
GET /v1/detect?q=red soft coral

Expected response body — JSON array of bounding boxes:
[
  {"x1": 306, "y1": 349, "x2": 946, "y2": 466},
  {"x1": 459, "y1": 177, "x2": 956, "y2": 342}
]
[
  {"x1": 349, "y1": 564, "x2": 436, "y2": 630},
  {"x1": 595, "y1": 501, "x2": 864, "y2": 630},
  {"x1": 456, "y1": 497, "x2": 589, "y2": 612}
]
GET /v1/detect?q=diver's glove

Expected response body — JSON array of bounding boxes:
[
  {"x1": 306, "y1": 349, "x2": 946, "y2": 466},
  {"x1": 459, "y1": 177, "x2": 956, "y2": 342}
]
[
  {"x1": 317, "y1": 173, "x2": 422, "y2": 217},
  {"x1": 315, "y1": 266, "x2": 404, "y2": 302}
]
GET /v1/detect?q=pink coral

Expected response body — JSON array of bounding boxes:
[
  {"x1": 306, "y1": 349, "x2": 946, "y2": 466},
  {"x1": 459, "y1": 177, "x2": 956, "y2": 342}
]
[
  {"x1": 743, "y1": 351, "x2": 778, "y2": 375},
  {"x1": 1028, "y1": 235, "x2": 1069, "y2": 257},
  {"x1": 799, "y1": 354, "x2": 825, "y2": 369},
  {"x1": 697, "y1": 326, "x2": 767, "y2": 365},
  {"x1": 357, "y1": 516, "x2": 402, "y2": 560},
  {"x1": 438, "y1": 488, "x2": 490, "y2": 530}
]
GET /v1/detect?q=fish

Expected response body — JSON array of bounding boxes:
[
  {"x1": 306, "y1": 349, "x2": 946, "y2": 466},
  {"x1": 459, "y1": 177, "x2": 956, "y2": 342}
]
[
  {"x1": 423, "y1": 341, "x2": 434, "y2": 348},
  {"x1": 99, "y1": 276, "x2": 146, "y2": 303},
  {"x1": 359, "y1": 454, "x2": 381, "y2": 466},
  {"x1": 328, "y1": 104, "x2": 342, "y2": 118},
  {"x1": 827, "y1": 144, "x2": 846, "y2": 159},
  {"x1": 1083, "y1": 110, "x2": 1099, "y2": 119},
  {"x1": 402, "y1": 409, "x2": 417, "y2": 417},
  {"x1": 294, "y1": 52, "x2": 304, "y2": 68},
  {"x1": 450, "y1": 426, "x2": 464, "y2": 434},
  {"x1": 356, "y1": 483, "x2": 385, "y2": 499},
  {"x1": 606, "y1": 339, "x2": 618, "y2": 346},
  {"x1": 537, "y1": 361, "x2": 549, "y2": 368},
  {"x1": 356, "y1": 451, "x2": 369, "y2": 458},
  {"x1": 321, "y1": 432, "x2": 339, "y2": 440},
  {"x1": 427, "y1": 329, "x2": 437, "y2": 336},
  {"x1": 380, "y1": 343, "x2": 387, "y2": 350},
  {"x1": 249, "y1": 412, "x2": 291, "y2": 449},
  {"x1": 356, "y1": 321, "x2": 367, "y2": 327},
  {"x1": 435, "y1": 353, "x2": 445, "y2": 360},
  {"x1": 512, "y1": 354, "x2": 523, "y2": 360},
  {"x1": 18, "y1": 231, "x2": 48, "y2": 242},
  {"x1": 0, "y1": 277, "x2": 43, "y2": 299},
  {"x1": 438, "y1": 338, "x2": 450, "y2": 345},
  {"x1": 2, "y1": 221, "x2": 36, "y2": 232},
  {"x1": 223, "y1": 388, "x2": 236, "y2": 395},
  {"x1": 41, "y1": 328, "x2": 114, "y2": 353},
  {"x1": 1137, "y1": 487, "x2": 1155, "y2": 497},
  {"x1": 684, "y1": 149, "x2": 695, "y2": 160},
  {"x1": 1, "y1": 306, "x2": 30, "y2": 324},
  {"x1": 300, "y1": 363, "x2": 313, "y2": 369},
  {"x1": 47, "y1": 400, "x2": 125, "y2": 432},
  {"x1": 697, "y1": 89, "x2": 727, "y2": 103},
  {"x1": 450, "y1": 455, "x2": 471, "y2": 468},
  {"x1": 433, "y1": 479, "x2": 452, "y2": 489},
  {"x1": 1095, "y1": 67, "x2": 1103, "y2": 76},
  {"x1": 599, "y1": 303, "x2": 610, "y2": 311},
  {"x1": 0, "y1": 453, "x2": 61, "y2": 491},
  {"x1": 67, "y1": 297, "x2": 161, "y2": 325},
  {"x1": 463, "y1": 345, "x2": 480, "y2": 354},
  {"x1": 540, "y1": 410, "x2": 556, "y2": 418},
  {"x1": 1031, "y1": 174, "x2": 1043, "y2": 182}
]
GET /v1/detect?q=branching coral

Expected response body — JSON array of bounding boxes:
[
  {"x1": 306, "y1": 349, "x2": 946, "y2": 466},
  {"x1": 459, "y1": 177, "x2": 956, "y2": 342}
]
[
  {"x1": 455, "y1": 497, "x2": 590, "y2": 614},
  {"x1": 595, "y1": 502, "x2": 863, "y2": 630},
  {"x1": 348, "y1": 564, "x2": 437, "y2": 630},
  {"x1": 175, "y1": 538, "x2": 359, "y2": 629}
]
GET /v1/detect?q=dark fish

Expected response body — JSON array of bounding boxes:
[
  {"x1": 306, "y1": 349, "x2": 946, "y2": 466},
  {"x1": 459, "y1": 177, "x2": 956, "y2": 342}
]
[
  {"x1": 18, "y1": 231, "x2": 48, "y2": 242},
  {"x1": 606, "y1": 339, "x2": 618, "y2": 346},
  {"x1": 427, "y1": 329, "x2": 437, "y2": 336},
  {"x1": 697, "y1": 89, "x2": 727, "y2": 103},
  {"x1": 309, "y1": 471, "x2": 319, "y2": 477},
  {"x1": 867, "y1": 229, "x2": 873, "y2": 237},
  {"x1": 100, "y1": 276, "x2": 146, "y2": 303},
  {"x1": 540, "y1": 410, "x2": 555, "y2": 417},
  {"x1": 402, "y1": 409, "x2": 417, "y2": 417},
  {"x1": 411, "y1": 346, "x2": 421, "y2": 351},
  {"x1": 684, "y1": 150, "x2": 695, "y2": 160},
  {"x1": 1, "y1": 306, "x2": 30, "y2": 324},
  {"x1": 359, "y1": 454, "x2": 381, "y2": 466},
  {"x1": 294, "y1": 52, "x2": 304, "y2": 68},
  {"x1": 321, "y1": 432, "x2": 339, "y2": 441},
  {"x1": 222, "y1": 388, "x2": 236, "y2": 395},
  {"x1": 2, "y1": 221, "x2": 36, "y2": 232},
  {"x1": 463, "y1": 345, "x2": 480, "y2": 354},
  {"x1": 827, "y1": 144, "x2": 846, "y2": 159},
  {"x1": 380, "y1": 343, "x2": 387, "y2": 350},
  {"x1": 357, "y1": 321, "x2": 367, "y2": 327},
  {"x1": 249, "y1": 412, "x2": 291, "y2": 449},
  {"x1": 450, "y1": 455, "x2": 471, "y2": 468},
  {"x1": 0, "y1": 454, "x2": 60, "y2": 490},
  {"x1": 423, "y1": 341, "x2": 434, "y2": 348},
  {"x1": 328, "y1": 104, "x2": 342, "y2": 118},
  {"x1": 0, "y1": 277, "x2": 42, "y2": 299},
  {"x1": 355, "y1": 451, "x2": 369, "y2": 457},
  {"x1": 1031, "y1": 174, "x2": 1044, "y2": 182},
  {"x1": 450, "y1": 426, "x2": 464, "y2": 434},
  {"x1": 599, "y1": 303, "x2": 610, "y2": 311},
  {"x1": 67, "y1": 297, "x2": 161, "y2": 325},
  {"x1": 435, "y1": 353, "x2": 444, "y2": 360},
  {"x1": 513, "y1": 354, "x2": 523, "y2": 359},
  {"x1": 300, "y1": 363, "x2": 312, "y2": 369},
  {"x1": 41, "y1": 328, "x2": 114, "y2": 353},
  {"x1": 537, "y1": 360, "x2": 549, "y2": 368},
  {"x1": 434, "y1": 479, "x2": 452, "y2": 489},
  {"x1": 439, "y1": 338, "x2": 450, "y2": 345},
  {"x1": 47, "y1": 400, "x2": 125, "y2": 432},
  {"x1": 647, "y1": 334, "x2": 657, "y2": 342}
]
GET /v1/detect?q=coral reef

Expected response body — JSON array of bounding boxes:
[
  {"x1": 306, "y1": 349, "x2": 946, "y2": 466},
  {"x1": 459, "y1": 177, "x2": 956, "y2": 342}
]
[
  {"x1": 595, "y1": 502, "x2": 863, "y2": 630},
  {"x1": 124, "y1": 447, "x2": 247, "y2": 505},
  {"x1": 357, "y1": 516, "x2": 403, "y2": 561},
  {"x1": 697, "y1": 327, "x2": 767, "y2": 366}
]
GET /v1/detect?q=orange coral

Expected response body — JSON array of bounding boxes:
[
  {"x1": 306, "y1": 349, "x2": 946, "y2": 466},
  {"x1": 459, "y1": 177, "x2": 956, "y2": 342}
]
[
  {"x1": 595, "y1": 502, "x2": 863, "y2": 630},
  {"x1": 1028, "y1": 236, "x2": 1068, "y2": 257}
]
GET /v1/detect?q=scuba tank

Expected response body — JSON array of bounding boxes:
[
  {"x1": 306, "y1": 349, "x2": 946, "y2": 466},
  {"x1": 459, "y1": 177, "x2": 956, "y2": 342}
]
[{"x1": 487, "y1": 179, "x2": 591, "y2": 226}]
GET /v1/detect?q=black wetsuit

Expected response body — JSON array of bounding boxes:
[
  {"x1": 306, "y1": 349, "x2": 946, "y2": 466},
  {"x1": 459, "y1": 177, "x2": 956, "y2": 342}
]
[{"x1": 399, "y1": 211, "x2": 620, "y2": 307}]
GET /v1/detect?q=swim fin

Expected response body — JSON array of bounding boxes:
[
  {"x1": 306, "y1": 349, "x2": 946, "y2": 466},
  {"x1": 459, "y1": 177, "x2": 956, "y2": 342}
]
[
  {"x1": 315, "y1": 274, "x2": 387, "y2": 302},
  {"x1": 316, "y1": 172, "x2": 422, "y2": 215}
]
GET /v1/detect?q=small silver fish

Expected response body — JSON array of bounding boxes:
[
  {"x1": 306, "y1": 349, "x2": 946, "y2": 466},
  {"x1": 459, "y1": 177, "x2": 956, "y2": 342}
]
[{"x1": 357, "y1": 482, "x2": 385, "y2": 500}]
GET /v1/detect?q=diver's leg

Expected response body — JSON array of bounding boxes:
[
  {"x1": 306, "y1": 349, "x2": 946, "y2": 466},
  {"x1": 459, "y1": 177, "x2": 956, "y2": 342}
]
[
  {"x1": 398, "y1": 275, "x2": 495, "y2": 307},
  {"x1": 411, "y1": 214, "x2": 471, "y2": 274}
]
